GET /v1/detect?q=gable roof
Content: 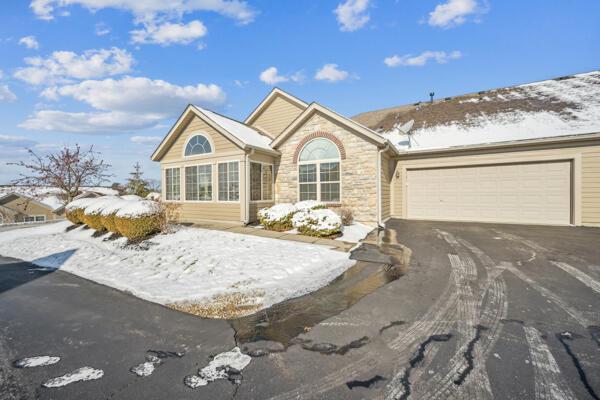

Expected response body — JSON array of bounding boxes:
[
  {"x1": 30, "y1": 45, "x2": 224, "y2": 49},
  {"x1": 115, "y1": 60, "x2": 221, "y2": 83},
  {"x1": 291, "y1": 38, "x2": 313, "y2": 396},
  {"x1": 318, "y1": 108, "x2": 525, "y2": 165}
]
[
  {"x1": 244, "y1": 87, "x2": 309, "y2": 125},
  {"x1": 270, "y1": 102, "x2": 393, "y2": 151},
  {"x1": 0, "y1": 192, "x2": 57, "y2": 212},
  {"x1": 352, "y1": 70, "x2": 600, "y2": 151},
  {"x1": 151, "y1": 105, "x2": 277, "y2": 161}
]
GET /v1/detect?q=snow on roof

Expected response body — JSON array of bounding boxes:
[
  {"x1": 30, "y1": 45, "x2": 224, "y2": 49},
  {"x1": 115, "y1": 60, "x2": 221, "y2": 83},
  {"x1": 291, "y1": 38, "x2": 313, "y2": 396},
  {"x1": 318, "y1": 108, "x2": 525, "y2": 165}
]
[
  {"x1": 0, "y1": 186, "x2": 64, "y2": 210},
  {"x1": 195, "y1": 106, "x2": 273, "y2": 151},
  {"x1": 353, "y1": 71, "x2": 600, "y2": 151},
  {"x1": 83, "y1": 186, "x2": 119, "y2": 196}
]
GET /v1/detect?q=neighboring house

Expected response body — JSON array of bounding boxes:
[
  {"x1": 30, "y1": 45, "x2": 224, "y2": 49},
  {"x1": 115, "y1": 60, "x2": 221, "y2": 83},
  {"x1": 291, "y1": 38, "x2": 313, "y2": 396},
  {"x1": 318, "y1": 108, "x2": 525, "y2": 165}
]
[
  {"x1": 151, "y1": 71, "x2": 600, "y2": 227},
  {"x1": 0, "y1": 192, "x2": 62, "y2": 224}
]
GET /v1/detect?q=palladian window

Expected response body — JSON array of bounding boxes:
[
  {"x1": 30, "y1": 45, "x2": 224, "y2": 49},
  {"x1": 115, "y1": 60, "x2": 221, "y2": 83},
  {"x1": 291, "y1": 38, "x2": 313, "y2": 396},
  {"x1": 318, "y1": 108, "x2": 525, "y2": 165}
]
[
  {"x1": 298, "y1": 138, "x2": 341, "y2": 202},
  {"x1": 184, "y1": 134, "x2": 212, "y2": 156}
]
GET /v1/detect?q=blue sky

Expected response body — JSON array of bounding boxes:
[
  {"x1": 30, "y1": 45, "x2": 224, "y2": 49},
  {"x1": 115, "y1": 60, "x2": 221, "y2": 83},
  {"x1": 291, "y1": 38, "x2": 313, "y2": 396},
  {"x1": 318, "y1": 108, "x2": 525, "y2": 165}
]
[{"x1": 1, "y1": 0, "x2": 599, "y2": 184}]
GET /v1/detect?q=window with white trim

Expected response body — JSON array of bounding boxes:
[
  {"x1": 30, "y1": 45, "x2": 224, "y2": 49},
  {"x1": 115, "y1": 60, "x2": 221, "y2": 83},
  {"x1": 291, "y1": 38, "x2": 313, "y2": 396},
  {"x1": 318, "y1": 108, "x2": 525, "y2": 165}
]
[
  {"x1": 35, "y1": 215, "x2": 46, "y2": 222},
  {"x1": 165, "y1": 167, "x2": 181, "y2": 201},
  {"x1": 184, "y1": 134, "x2": 212, "y2": 156},
  {"x1": 186, "y1": 165, "x2": 212, "y2": 201},
  {"x1": 218, "y1": 162, "x2": 239, "y2": 201},
  {"x1": 250, "y1": 162, "x2": 273, "y2": 201},
  {"x1": 298, "y1": 138, "x2": 341, "y2": 202}
]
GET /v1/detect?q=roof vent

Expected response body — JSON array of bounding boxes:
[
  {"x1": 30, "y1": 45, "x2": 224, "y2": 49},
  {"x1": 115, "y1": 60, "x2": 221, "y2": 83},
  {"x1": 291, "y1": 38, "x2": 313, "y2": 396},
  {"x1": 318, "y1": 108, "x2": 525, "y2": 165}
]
[
  {"x1": 478, "y1": 91, "x2": 486, "y2": 95},
  {"x1": 445, "y1": 97, "x2": 452, "y2": 101},
  {"x1": 413, "y1": 102, "x2": 421, "y2": 106},
  {"x1": 554, "y1": 75, "x2": 574, "y2": 81}
]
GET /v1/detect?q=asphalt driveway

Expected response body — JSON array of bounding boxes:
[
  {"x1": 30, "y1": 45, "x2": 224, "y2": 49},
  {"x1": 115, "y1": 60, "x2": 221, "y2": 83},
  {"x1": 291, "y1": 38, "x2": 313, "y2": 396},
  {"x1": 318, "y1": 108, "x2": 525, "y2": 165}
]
[{"x1": 1, "y1": 220, "x2": 599, "y2": 399}]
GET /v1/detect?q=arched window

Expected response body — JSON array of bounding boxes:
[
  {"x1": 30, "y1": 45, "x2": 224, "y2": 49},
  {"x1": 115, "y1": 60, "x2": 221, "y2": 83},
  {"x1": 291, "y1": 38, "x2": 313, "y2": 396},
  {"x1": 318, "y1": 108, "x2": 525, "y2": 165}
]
[
  {"x1": 299, "y1": 138, "x2": 340, "y2": 161},
  {"x1": 298, "y1": 138, "x2": 341, "y2": 202},
  {"x1": 184, "y1": 134, "x2": 212, "y2": 156}
]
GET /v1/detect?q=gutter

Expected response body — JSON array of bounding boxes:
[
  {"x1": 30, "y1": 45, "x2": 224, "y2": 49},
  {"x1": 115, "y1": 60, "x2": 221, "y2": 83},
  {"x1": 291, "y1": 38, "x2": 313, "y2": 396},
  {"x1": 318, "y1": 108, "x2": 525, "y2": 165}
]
[
  {"x1": 243, "y1": 149, "x2": 254, "y2": 225},
  {"x1": 376, "y1": 143, "x2": 389, "y2": 228}
]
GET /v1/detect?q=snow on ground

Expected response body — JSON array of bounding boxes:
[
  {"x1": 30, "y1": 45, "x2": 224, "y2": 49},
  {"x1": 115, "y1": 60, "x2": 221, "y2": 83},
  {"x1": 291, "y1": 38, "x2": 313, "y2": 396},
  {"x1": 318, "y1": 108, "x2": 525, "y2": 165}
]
[
  {"x1": 336, "y1": 223, "x2": 374, "y2": 243},
  {"x1": 130, "y1": 361, "x2": 158, "y2": 377},
  {"x1": 184, "y1": 347, "x2": 251, "y2": 388},
  {"x1": 13, "y1": 356, "x2": 61, "y2": 368},
  {"x1": 0, "y1": 221, "x2": 355, "y2": 311},
  {"x1": 382, "y1": 71, "x2": 600, "y2": 151},
  {"x1": 42, "y1": 367, "x2": 104, "y2": 388}
]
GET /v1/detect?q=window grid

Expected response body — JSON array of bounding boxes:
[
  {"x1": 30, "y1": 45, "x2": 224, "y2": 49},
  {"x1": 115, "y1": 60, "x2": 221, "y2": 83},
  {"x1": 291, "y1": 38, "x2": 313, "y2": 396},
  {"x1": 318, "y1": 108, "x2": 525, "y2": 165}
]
[
  {"x1": 298, "y1": 162, "x2": 340, "y2": 203},
  {"x1": 184, "y1": 135, "x2": 212, "y2": 156},
  {"x1": 185, "y1": 165, "x2": 212, "y2": 201},
  {"x1": 218, "y1": 162, "x2": 239, "y2": 201},
  {"x1": 250, "y1": 162, "x2": 274, "y2": 202},
  {"x1": 165, "y1": 168, "x2": 181, "y2": 201}
]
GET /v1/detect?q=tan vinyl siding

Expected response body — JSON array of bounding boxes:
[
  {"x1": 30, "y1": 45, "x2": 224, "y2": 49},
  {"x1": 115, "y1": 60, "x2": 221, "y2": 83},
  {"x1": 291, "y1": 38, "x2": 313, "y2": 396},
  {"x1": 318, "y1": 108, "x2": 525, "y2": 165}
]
[
  {"x1": 176, "y1": 202, "x2": 241, "y2": 224},
  {"x1": 391, "y1": 141, "x2": 600, "y2": 226},
  {"x1": 0, "y1": 195, "x2": 58, "y2": 222},
  {"x1": 249, "y1": 96, "x2": 305, "y2": 138},
  {"x1": 161, "y1": 115, "x2": 241, "y2": 163},
  {"x1": 381, "y1": 152, "x2": 392, "y2": 220},
  {"x1": 582, "y1": 150, "x2": 600, "y2": 224}
]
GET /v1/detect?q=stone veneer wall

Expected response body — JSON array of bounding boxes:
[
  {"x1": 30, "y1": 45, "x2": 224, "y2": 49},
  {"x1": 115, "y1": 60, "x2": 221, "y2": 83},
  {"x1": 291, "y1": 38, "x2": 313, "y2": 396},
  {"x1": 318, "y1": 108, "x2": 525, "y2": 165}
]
[{"x1": 274, "y1": 112, "x2": 379, "y2": 224}]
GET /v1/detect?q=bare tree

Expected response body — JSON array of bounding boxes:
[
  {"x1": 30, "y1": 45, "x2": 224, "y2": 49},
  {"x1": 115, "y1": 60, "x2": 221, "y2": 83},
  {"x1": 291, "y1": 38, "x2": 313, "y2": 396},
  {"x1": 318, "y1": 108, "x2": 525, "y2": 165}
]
[{"x1": 8, "y1": 144, "x2": 112, "y2": 204}]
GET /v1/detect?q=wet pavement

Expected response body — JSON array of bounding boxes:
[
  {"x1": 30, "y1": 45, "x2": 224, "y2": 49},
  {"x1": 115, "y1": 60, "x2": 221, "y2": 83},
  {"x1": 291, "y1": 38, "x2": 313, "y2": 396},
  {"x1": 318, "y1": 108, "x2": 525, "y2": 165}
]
[{"x1": 1, "y1": 219, "x2": 600, "y2": 399}]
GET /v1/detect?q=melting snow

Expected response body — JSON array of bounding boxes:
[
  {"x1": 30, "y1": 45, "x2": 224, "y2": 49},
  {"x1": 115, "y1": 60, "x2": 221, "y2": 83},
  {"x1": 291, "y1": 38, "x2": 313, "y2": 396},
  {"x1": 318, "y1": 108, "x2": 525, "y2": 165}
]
[
  {"x1": 13, "y1": 356, "x2": 60, "y2": 368},
  {"x1": 42, "y1": 367, "x2": 104, "y2": 388},
  {"x1": 0, "y1": 221, "x2": 355, "y2": 311},
  {"x1": 130, "y1": 361, "x2": 157, "y2": 377},
  {"x1": 336, "y1": 223, "x2": 374, "y2": 243},
  {"x1": 184, "y1": 347, "x2": 251, "y2": 388}
]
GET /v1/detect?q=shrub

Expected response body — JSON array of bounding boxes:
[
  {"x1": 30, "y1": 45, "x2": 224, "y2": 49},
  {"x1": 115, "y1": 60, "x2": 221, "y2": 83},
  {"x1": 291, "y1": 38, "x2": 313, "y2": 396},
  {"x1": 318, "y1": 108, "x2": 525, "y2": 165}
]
[
  {"x1": 114, "y1": 200, "x2": 163, "y2": 240},
  {"x1": 258, "y1": 203, "x2": 297, "y2": 231},
  {"x1": 295, "y1": 200, "x2": 326, "y2": 212},
  {"x1": 83, "y1": 196, "x2": 122, "y2": 232},
  {"x1": 340, "y1": 207, "x2": 354, "y2": 226},
  {"x1": 65, "y1": 198, "x2": 97, "y2": 224},
  {"x1": 292, "y1": 209, "x2": 342, "y2": 237}
]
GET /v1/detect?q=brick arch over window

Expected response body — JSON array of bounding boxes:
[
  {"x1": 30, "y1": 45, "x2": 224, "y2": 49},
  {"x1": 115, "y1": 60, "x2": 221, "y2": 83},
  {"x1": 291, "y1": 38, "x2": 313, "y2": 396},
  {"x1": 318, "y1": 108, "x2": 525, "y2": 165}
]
[{"x1": 293, "y1": 132, "x2": 346, "y2": 163}]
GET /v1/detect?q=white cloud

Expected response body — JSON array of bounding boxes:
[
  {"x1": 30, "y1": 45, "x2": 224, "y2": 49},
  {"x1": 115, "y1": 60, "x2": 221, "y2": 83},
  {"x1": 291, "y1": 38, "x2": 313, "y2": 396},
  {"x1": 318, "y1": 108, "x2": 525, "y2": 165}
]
[
  {"x1": 314, "y1": 64, "x2": 350, "y2": 82},
  {"x1": 0, "y1": 135, "x2": 36, "y2": 147},
  {"x1": 22, "y1": 76, "x2": 226, "y2": 133},
  {"x1": 30, "y1": 0, "x2": 257, "y2": 25},
  {"x1": 259, "y1": 67, "x2": 288, "y2": 85},
  {"x1": 130, "y1": 135, "x2": 163, "y2": 144},
  {"x1": 95, "y1": 22, "x2": 111, "y2": 36},
  {"x1": 334, "y1": 0, "x2": 370, "y2": 32},
  {"x1": 384, "y1": 50, "x2": 462, "y2": 67},
  {"x1": 0, "y1": 85, "x2": 17, "y2": 102},
  {"x1": 131, "y1": 20, "x2": 207, "y2": 45},
  {"x1": 19, "y1": 110, "x2": 163, "y2": 133},
  {"x1": 13, "y1": 47, "x2": 134, "y2": 85},
  {"x1": 428, "y1": 0, "x2": 486, "y2": 28},
  {"x1": 19, "y1": 35, "x2": 40, "y2": 49}
]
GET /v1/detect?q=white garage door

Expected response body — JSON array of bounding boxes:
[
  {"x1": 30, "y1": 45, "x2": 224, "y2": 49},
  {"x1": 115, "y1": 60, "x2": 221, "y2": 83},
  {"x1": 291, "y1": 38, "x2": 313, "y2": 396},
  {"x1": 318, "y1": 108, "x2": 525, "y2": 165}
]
[{"x1": 406, "y1": 161, "x2": 571, "y2": 225}]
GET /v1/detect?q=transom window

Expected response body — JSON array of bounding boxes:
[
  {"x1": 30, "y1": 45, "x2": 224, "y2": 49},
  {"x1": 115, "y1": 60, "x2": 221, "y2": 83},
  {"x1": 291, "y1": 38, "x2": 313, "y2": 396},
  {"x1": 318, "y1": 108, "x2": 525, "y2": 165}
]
[
  {"x1": 186, "y1": 165, "x2": 212, "y2": 201},
  {"x1": 250, "y1": 162, "x2": 273, "y2": 201},
  {"x1": 218, "y1": 162, "x2": 239, "y2": 201},
  {"x1": 165, "y1": 167, "x2": 181, "y2": 201},
  {"x1": 184, "y1": 134, "x2": 212, "y2": 156},
  {"x1": 298, "y1": 138, "x2": 341, "y2": 202}
]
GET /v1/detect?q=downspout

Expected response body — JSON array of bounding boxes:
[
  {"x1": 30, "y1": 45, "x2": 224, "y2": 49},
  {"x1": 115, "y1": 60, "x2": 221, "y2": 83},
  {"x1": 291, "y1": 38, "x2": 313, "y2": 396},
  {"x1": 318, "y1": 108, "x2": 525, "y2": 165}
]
[
  {"x1": 376, "y1": 143, "x2": 390, "y2": 228},
  {"x1": 243, "y1": 149, "x2": 254, "y2": 225}
]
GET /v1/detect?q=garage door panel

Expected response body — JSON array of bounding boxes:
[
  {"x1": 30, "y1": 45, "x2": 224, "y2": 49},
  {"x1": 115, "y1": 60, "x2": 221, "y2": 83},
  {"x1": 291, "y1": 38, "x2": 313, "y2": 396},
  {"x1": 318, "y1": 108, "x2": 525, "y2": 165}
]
[{"x1": 406, "y1": 161, "x2": 571, "y2": 225}]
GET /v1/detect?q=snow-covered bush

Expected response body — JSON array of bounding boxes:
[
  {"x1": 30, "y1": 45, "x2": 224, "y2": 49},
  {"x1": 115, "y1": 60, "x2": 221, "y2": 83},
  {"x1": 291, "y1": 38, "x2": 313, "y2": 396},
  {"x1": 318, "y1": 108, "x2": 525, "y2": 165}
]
[
  {"x1": 146, "y1": 192, "x2": 160, "y2": 201},
  {"x1": 258, "y1": 203, "x2": 297, "y2": 231},
  {"x1": 99, "y1": 198, "x2": 129, "y2": 233},
  {"x1": 82, "y1": 196, "x2": 122, "y2": 231},
  {"x1": 294, "y1": 200, "x2": 326, "y2": 212},
  {"x1": 292, "y1": 209, "x2": 342, "y2": 237},
  {"x1": 114, "y1": 200, "x2": 163, "y2": 240},
  {"x1": 340, "y1": 207, "x2": 354, "y2": 226},
  {"x1": 120, "y1": 194, "x2": 142, "y2": 201},
  {"x1": 65, "y1": 198, "x2": 97, "y2": 224}
]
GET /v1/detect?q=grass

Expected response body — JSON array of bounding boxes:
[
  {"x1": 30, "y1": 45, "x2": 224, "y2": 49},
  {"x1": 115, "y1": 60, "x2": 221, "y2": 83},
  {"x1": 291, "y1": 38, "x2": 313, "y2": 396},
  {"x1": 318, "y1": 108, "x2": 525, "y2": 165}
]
[{"x1": 167, "y1": 290, "x2": 264, "y2": 319}]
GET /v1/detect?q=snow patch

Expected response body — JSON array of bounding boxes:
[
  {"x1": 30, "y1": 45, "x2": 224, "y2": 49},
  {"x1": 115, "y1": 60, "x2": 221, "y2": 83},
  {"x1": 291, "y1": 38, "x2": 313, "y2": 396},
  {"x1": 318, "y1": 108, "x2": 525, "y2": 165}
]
[
  {"x1": 184, "y1": 347, "x2": 251, "y2": 388},
  {"x1": 42, "y1": 367, "x2": 104, "y2": 388},
  {"x1": 336, "y1": 223, "x2": 374, "y2": 243},
  {"x1": 13, "y1": 356, "x2": 60, "y2": 368},
  {"x1": 130, "y1": 361, "x2": 157, "y2": 377}
]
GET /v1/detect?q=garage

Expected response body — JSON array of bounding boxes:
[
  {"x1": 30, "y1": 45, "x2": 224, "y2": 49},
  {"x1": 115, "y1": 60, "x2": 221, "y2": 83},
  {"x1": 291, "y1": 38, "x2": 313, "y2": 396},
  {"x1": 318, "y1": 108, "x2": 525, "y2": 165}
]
[{"x1": 405, "y1": 161, "x2": 572, "y2": 225}]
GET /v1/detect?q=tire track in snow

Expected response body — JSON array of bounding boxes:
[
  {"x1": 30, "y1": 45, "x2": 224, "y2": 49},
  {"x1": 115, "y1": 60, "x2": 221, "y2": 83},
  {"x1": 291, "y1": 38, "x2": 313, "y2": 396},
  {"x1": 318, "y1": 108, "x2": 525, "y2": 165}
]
[
  {"x1": 409, "y1": 232, "x2": 507, "y2": 400},
  {"x1": 550, "y1": 261, "x2": 600, "y2": 295},
  {"x1": 523, "y1": 326, "x2": 577, "y2": 400}
]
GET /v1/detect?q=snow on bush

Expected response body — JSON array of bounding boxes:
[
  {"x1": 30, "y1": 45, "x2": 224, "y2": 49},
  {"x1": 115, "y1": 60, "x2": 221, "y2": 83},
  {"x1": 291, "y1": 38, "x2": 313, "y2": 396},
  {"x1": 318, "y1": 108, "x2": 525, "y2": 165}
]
[
  {"x1": 146, "y1": 192, "x2": 160, "y2": 200},
  {"x1": 65, "y1": 198, "x2": 98, "y2": 224},
  {"x1": 258, "y1": 203, "x2": 297, "y2": 231},
  {"x1": 121, "y1": 194, "x2": 142, "y2": 201},
  {"x1": 292, "y1": 209, "x2": 342, "y2": 237},
  {"x1": 294, "y1": 200, "x2": 326, "y2": 211},
  {"x1": 114, "y1": 200, "x2": 163, "y2": 240}
]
